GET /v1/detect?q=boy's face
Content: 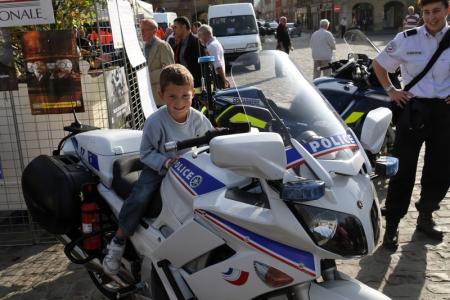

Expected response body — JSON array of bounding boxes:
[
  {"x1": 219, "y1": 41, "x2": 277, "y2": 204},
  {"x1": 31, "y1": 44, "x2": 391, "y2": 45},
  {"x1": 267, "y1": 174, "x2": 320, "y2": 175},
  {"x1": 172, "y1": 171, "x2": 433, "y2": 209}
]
[{"x1": 159, "y1": 83, "x2": 194, "y2": 122}]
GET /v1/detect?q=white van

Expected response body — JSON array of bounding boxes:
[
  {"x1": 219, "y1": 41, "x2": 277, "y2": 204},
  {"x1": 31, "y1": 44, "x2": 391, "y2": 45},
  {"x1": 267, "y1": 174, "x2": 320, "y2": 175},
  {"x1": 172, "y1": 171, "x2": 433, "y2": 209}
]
[
  {"x1": 153, "y1": 12, "x2": 177, "y2": 31},
  {"x1": 208, "y1": 3, "x2": 261, "y2": 69}
]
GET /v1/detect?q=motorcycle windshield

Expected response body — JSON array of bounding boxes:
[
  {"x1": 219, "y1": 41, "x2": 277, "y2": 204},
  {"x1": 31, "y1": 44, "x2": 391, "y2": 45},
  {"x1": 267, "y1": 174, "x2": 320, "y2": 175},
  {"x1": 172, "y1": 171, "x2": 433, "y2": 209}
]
[
  {"x1": 343, "y1": 29, "x2": 380, "y2": 60},
  {"x1": 229, "y1": 50, "x2": 357, "y2": 162}
]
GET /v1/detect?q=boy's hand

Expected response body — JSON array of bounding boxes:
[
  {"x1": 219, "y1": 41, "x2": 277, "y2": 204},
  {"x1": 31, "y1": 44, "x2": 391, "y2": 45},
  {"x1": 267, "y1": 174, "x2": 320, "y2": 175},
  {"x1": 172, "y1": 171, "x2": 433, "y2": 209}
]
[{"x1": 164, "y1": 157, "x2": 178, "y2": 169}]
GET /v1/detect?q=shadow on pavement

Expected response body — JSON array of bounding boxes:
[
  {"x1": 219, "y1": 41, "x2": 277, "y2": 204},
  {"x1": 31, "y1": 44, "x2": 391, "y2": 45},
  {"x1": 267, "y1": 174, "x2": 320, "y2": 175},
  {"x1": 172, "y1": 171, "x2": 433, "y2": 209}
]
[
  {"x1": 1, "y1": 263, "x2": 106, "y2": 300},
  {"x1": 381, "y1": 231, "x2": 433, "y2": 299},
  {"x1": 355, "y1": 246, "x2": 393, "y2": 291},
  {"x1": 0, "y1": 244, "x2": 54, "y2": 273}
]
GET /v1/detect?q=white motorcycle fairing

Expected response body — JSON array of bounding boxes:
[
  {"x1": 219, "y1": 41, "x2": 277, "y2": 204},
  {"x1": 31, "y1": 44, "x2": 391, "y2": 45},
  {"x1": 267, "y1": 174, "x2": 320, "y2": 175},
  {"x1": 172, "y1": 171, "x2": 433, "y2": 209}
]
[{"x1": 58, "y1": 50, "x2": 391, "y2": 300}]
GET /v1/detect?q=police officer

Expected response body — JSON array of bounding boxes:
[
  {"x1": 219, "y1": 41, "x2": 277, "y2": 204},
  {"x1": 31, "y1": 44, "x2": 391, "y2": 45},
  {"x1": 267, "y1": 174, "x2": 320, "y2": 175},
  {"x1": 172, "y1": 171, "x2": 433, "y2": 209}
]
[{"x1": 373, "y1": 0, "x2": 450, "y2": 251}]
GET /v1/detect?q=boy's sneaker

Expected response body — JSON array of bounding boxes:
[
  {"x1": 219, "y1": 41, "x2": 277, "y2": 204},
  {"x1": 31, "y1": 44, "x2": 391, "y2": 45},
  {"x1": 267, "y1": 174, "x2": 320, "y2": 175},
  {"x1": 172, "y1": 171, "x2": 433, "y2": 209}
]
[{"x1": 102, "y1": 239, "x2": 126, "y2": 275}]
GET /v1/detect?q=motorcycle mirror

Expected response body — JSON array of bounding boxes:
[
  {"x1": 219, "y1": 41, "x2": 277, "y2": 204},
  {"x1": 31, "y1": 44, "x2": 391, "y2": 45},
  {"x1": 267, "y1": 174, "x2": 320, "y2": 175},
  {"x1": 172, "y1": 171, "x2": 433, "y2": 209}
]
[{"x1": 281, "y1": 178, "x2": 325, "y2": 202}]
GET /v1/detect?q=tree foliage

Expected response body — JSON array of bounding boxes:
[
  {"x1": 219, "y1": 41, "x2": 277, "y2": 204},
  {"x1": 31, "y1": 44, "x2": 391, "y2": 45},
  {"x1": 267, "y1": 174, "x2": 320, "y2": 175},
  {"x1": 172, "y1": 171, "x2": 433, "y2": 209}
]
[{"x1": 52, "y1": 0, "x2": 105, "y2": 29}]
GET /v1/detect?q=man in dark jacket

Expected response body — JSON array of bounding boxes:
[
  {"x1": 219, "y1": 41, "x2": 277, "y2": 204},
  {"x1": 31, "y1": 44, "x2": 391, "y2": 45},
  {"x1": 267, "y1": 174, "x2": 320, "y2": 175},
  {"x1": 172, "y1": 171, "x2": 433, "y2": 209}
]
[
  {"x1": 276, "y1": 16, "x2": 292, "y2": 54},
  {"x1": 172, "y1": 16, "x2": 205, "y2": 88}
]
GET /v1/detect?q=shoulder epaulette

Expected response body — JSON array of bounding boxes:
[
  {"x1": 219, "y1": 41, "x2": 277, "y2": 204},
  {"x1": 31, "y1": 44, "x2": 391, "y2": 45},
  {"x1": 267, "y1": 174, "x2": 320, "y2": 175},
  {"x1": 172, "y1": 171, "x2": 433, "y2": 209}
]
[{"x1": 403, "y1": 29, "x2": 417, "y2": 38}]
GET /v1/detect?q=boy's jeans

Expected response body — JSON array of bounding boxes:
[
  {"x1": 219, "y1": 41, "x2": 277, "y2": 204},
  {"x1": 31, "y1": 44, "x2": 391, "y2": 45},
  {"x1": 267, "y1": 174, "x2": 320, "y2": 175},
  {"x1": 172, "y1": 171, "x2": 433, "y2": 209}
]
[{"x1": 118, "y1": 167, "x2": 163, "y2": 236}]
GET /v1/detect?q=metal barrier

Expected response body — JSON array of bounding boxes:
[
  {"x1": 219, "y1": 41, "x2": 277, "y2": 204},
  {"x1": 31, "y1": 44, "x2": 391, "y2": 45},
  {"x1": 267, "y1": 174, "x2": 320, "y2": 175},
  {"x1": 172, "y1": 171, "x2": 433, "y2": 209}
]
[{"x1": 0, "y1": 1, "x2": 147, "y2": 246}]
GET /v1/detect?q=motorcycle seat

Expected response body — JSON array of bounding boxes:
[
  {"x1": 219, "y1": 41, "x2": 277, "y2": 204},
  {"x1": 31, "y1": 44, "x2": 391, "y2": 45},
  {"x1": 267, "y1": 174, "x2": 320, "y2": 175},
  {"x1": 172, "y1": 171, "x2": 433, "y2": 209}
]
[{"x1": 112, "y1": 154, "x2": 162, "y2": 218}]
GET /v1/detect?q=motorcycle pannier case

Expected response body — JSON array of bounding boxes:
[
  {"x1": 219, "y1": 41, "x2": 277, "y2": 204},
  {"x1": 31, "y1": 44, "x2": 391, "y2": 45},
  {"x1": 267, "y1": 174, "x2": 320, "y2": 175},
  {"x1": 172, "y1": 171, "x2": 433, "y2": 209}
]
[{"x1": 22, "y1": 155, "x2": 97, "y2": 234}]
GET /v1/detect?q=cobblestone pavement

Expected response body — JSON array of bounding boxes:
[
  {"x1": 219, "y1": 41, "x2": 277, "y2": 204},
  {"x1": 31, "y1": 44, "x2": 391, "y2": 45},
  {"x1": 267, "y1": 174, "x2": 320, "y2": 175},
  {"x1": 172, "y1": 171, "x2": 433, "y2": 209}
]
[{"x1": 1, "y1": 33, "x2": 449, "y2": 300}]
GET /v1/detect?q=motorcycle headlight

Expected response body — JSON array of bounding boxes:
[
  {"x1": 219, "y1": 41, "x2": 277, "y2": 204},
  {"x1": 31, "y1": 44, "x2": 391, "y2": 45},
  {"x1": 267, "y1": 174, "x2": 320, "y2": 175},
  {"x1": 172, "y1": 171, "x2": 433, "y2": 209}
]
[{"x1": 288, "y1": 204, "x2": 368, "y2": 257}]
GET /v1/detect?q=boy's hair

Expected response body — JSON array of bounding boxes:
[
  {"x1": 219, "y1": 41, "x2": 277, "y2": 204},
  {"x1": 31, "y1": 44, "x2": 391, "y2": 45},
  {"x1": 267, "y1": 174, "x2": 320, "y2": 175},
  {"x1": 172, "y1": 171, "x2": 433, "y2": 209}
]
[
  {"x1": 174, "y1": 16, "x2": 191, "y2": 30},
  {"x1": 160, "y1": 64, "x2": 194, "y2": 93},
  {"x1": 192, "y1": 21, "x2": 202, "y2": 28},
  {"x1": 417, "y1": 0, "x2": 448, "y2": 8}
]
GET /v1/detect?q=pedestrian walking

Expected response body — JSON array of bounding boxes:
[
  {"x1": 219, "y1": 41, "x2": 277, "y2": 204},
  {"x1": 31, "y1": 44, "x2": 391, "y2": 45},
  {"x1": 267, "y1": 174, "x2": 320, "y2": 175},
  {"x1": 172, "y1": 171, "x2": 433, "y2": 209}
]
[
  {"x1": 310, "y1": 19, "x2": 336, "y2": 79},
  {"x1": 197, "y1": 24, "x2": 230, "y2": 89},
  {"x1": 373, "y1": 0, "x2": 450, "y2": 251},
  {"x1": 274, "y1": 16, "x2": 292, "y2": 77},
  {"x1": 403, "y1": 6, "x2": 421, "y2": 30},
  {"x1": 276, "y1": 16, "x2": 292, "y2": 54},
  {"x1": 340, "y1": 17, "x2": 348, "y2": 38},
  {"x1": 141, "y1": 19, "x2": 175, "y2": 106},
  {"x1": 172, "y1": 16, "x2": 205, "y2": 88}
]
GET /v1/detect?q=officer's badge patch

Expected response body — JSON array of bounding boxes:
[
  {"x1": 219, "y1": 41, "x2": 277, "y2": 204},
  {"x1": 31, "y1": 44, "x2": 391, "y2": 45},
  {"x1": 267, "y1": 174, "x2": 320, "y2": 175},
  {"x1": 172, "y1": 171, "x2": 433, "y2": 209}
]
[{"x1": 386, "y1": 41, "x2": 395, "y2": 53}]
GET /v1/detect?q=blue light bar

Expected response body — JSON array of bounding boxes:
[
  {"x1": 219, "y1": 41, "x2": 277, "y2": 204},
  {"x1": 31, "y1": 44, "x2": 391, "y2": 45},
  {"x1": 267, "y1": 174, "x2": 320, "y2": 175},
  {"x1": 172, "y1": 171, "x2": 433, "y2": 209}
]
[
  {"x1": 198, "y1": 56, "x2": 215, "y2": 63},
  {"x1": 375, "y1": 156, "x2": 399, "y2": 178},
  {"x1": 281, "y1": 179, "x2": 325, "y2": 202}
]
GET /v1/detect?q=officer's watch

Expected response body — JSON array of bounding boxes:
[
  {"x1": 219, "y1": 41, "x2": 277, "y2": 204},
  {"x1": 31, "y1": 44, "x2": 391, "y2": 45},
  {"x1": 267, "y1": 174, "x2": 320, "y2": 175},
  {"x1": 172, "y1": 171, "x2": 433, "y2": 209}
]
[{"x1": 384, "y1": 84, "x2": 395, "y2": 93}]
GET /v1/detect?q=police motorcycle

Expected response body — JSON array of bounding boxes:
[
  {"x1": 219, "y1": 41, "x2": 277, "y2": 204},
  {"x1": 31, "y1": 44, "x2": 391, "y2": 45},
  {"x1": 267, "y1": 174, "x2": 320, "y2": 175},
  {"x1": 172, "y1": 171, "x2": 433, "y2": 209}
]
[
  {"x1": 313, "y1": 29, "x2": 400, "y2": 165},
  {"x1": 22, "y1": 50, "x2": 394, "y2": 300}
]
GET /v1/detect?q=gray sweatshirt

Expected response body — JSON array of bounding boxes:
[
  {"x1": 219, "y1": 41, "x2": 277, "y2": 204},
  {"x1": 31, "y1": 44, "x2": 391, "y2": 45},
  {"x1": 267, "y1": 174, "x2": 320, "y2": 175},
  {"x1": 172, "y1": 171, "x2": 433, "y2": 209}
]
[{"x1": 140, "y1": 106, "x2": 213, "y2": 174}]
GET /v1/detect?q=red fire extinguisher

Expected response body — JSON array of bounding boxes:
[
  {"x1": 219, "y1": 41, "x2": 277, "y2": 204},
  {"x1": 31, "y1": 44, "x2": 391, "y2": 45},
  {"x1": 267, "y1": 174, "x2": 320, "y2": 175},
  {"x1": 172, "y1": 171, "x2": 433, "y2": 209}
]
[{"x1": 81, "y1": 184, "x2": 102, "y2": 251}]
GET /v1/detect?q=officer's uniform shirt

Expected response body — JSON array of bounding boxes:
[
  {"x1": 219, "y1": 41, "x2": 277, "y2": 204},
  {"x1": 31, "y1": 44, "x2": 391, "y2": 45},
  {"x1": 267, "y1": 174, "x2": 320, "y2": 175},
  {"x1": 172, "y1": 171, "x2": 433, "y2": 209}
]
[{"x1": 375, "y1": 24, "x2": 449, "y2": 99}]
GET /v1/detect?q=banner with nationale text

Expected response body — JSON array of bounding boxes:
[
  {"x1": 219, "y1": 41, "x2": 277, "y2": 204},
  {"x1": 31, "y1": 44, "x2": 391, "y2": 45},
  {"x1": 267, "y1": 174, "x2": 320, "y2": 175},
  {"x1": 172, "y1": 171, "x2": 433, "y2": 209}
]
[{"x1": 0, "y1": 0, "x2": 55, "y2": 27}]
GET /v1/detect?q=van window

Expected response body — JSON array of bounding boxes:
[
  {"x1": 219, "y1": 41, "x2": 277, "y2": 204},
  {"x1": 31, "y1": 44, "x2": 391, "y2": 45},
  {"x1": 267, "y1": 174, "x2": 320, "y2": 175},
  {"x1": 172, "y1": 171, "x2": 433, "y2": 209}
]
[
  {"x1": 158, "y1": 22, "x2": 168, "y2": 30},
  {"x1": 210, "y1": 15, "x2": 257, "y2": 37}
]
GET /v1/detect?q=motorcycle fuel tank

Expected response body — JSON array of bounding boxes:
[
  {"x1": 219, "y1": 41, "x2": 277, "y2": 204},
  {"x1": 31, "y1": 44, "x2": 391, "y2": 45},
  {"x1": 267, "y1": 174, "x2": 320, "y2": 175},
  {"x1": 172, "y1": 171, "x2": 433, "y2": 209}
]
[{"x1": 314, "y1": 78, "x2": 358, "y2": 114}]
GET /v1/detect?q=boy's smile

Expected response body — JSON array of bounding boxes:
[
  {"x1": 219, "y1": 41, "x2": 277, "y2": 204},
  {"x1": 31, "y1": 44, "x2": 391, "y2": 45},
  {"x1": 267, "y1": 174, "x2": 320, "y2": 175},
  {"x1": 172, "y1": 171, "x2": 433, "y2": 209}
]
[{"x1": 159, "y1": 83, "x2": 194, "y2": 123}]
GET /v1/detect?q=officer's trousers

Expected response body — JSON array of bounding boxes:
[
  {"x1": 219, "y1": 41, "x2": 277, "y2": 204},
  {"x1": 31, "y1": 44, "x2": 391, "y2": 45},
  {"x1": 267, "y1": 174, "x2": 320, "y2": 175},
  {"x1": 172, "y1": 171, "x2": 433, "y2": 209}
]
[{"x1": 384, "y1": 98, "x2": 450, "y2": 223}]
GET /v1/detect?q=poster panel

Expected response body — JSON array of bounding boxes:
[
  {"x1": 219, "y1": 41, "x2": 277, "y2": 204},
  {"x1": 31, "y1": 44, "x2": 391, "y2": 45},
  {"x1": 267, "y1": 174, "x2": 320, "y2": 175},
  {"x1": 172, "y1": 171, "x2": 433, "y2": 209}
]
[
  {"x1": 22, "y1": 30, "x2": 84, "y2": 115},
  {"x1": 117, "y1": 0, "x2": 145, "y2": 67},
  {"x1": 0, "y1": 0, "x2": 55, "y2": 27},
  {"x1": 107, "y1": 0, "x2": 123, "y2": 49},
  {"x1": 105, "y1": 67, "x2": 130, "y2": 128},
  {"x1": 136, "y1": 67, "x2": 156, "y2": 118},
  {"x1": 0, "y1": 28, "x2": 17, "y2": 91}
]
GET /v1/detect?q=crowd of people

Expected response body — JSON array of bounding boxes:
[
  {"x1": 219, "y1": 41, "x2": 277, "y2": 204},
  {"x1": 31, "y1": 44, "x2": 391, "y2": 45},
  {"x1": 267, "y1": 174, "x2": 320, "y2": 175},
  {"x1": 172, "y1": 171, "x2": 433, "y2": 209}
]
[{"x1": 140, "y1": 16, "x2": 229, "y2": 106}]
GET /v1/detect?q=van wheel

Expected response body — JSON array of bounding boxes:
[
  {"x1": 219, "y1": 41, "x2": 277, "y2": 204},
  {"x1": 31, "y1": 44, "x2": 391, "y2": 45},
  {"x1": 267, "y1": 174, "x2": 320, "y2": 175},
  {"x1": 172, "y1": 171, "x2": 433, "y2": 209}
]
[{"x1": 254, "y1": 62, "x2": 261, "y2": 71}]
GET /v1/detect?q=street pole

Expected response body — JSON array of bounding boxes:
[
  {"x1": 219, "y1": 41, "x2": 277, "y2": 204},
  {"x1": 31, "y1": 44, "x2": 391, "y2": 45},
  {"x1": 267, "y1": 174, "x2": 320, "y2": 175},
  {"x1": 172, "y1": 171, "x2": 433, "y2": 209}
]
[{"x1": 331, "y1": 0, "x2": 335, "y2": 33}]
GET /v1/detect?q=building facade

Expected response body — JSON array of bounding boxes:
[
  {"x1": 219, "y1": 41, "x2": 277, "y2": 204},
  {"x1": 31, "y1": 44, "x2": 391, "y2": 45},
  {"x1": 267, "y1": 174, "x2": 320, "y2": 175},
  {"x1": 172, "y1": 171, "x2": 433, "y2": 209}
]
[{"x1": 257, "y1": 0, "x2": 417, "y2": 32}]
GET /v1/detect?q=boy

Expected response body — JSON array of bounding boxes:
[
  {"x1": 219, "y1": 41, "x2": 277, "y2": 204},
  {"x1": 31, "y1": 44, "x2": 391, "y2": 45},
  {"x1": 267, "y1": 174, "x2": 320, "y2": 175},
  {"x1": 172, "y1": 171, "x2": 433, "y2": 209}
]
[{"x1": 103, "y1": 64, "x2": 213, "y2": 275}]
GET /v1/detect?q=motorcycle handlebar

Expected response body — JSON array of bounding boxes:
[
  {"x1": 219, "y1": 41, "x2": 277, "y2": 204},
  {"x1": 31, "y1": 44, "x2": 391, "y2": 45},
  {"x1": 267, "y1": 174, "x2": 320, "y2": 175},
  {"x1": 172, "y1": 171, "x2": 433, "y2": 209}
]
[{"x1": 164, "y1": 122, "x2": 250, "y2": 152}]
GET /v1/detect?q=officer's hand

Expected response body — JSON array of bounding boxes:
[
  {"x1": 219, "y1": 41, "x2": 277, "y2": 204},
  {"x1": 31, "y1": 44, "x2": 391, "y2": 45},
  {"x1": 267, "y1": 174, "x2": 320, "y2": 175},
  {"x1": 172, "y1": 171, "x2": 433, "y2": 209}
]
[{"x1": 387, "y1": 89, "x2": 414, "y2": 108}]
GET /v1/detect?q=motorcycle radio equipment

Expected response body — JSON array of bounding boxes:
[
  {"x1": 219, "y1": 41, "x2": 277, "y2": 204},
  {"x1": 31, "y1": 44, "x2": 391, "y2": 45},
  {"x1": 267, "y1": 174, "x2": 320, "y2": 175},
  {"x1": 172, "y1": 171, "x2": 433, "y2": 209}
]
[{"x1": 80, "y1": 184, "x2": 102, "y2": 251}]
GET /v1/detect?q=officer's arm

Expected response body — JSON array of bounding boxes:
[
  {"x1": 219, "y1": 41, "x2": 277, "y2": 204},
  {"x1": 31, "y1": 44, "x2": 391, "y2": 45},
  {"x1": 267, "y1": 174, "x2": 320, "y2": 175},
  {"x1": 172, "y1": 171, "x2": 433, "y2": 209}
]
[
  {"x1": 372, "y1": 60, "x2": 391, "y2": 90},
  {"x1": 373, "y1": 59, "x2": 413, "y2": 108}
]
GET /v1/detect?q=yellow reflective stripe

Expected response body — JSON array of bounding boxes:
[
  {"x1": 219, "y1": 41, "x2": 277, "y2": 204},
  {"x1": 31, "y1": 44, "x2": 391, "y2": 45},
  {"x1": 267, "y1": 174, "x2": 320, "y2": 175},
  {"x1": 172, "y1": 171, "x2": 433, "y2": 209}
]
[
  {"x1": 194, "y1": 85, "x2": 214, "y2": 94},
  {"x1": 200, "y1": 106, "x2": 207, "y2": 114},
  {"x1": 230, "y1": 113, "x2": 266, "y2": 129},
  {"x1": 215, "y1": 105, "x2": 235, "y2": 123},
  {"x1": 344, "y1": 112, "x2": 365, "y2": 124}
]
